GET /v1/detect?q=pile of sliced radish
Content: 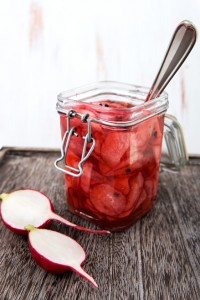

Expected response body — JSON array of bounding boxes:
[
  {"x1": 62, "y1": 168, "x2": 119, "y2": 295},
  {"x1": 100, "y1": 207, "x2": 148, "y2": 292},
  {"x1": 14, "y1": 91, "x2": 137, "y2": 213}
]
[{"x1": 0, "y1": 189, "x2": 109, "y2": 287}]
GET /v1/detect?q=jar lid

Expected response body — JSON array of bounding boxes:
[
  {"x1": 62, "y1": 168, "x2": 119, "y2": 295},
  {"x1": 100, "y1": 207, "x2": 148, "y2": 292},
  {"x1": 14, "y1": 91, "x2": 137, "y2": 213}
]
[{"x1": 57, "y1": 81, "x2": 168, "y2": 127}]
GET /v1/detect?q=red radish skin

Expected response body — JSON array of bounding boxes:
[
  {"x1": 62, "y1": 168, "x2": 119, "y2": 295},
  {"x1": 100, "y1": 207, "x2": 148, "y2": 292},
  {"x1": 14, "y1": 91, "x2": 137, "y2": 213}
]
[
  {"x1": 25, "y1": 225, "x2": 98, "y2": 288},
  {"x1": 0, "y1": 189, "x2": 110, "y2": 235}
]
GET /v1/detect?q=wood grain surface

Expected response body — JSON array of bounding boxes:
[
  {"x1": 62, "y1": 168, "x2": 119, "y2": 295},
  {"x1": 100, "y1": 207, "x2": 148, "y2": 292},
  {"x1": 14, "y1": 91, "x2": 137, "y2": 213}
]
[{"x1": 0, "y1": 149, "x2": 199, "y2": 300}]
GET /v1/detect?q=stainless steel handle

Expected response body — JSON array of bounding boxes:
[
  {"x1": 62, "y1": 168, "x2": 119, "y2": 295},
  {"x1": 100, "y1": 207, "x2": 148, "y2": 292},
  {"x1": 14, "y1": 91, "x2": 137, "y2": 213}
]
[{"x1": 146, "y1": 20, "x2": 197, "y2": 101}]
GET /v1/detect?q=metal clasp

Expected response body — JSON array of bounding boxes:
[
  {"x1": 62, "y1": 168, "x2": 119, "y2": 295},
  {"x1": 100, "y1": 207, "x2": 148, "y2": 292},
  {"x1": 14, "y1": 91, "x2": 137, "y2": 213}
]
[{"x1": 55, "y1": 110, "x2": 95, "y2": 177}]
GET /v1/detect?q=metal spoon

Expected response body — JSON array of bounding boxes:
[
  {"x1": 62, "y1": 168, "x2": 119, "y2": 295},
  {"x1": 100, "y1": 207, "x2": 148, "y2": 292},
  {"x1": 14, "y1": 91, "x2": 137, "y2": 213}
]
[{"x1": 146, "y1": 20, "x2": 197, "y2": 102}]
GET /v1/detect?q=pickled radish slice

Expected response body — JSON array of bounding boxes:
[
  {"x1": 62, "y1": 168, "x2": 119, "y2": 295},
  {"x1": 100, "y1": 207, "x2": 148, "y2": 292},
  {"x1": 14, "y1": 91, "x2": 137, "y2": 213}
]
[
  {"x1": 98, "y1": 160, "x2": 113, "y2": 175},
  {"x1": 96, "y1": 100, "x2": 131, "y2": 109},
  {"x1": 101, "y1": 132, "x2": 130, "y2": 167},
  {"x1": 118, "y1": 189, "x2": 147, "y2": 219},
  {"x1": 67, "y1": 187, "x2": 82, "y2": 210},
  {"x1": 80, "y1": 164, "x2": 105, "y2": 193},
  {"x1": 134, "y1": 189, "x2": 147, "y2": 211},
  {"x1": 142, "y1": 179, "x2": 157, "y2": 211},
  {"x1": 107, "y1": 176, "x2": 130, "y2": 195},
  {"x1": 90, "y1": 169, "x2": 105, "y2": 186},
  {"x1": 144, "y1": 179, "x2": 157, "y2": 197},
  {"x1": 133, "y1": 118, "x2": 155, "y2": 148},
  {"x1": 141, "y1": 149, "x2": 158, "y2": 177},
  {"x1": 25, "y1": 226, "x2": 97, "y2": 287},
  {"x1": 66, "y1": 150, "x2": 79, "y2": 168},
  {"x1": 149, "y1": 118, "x2": 163, "y2": 146},
  {"x1": 92, "y1": 130, "x2": 103, "y2": 157},
  {"x1": 153, "y1": 144, "x2": 162, "y2": 163},
  {"x1": 90, "y1": 184, "x2": 126, "y2": 216},
  {"x1": 99, "y1": 135, "x2": 144, "y2": 177},
  {"x1": 85, "y1": 197, "x2": 99, "y2": 216},
  {"x1": 0, "y1": 190, "x2": 110, "y2": 234},
  {"x1": 134, "y1": 128, "x2": 151, "y2": 148},
  {"x1": 68, "y1": 134, "x2": 85, "y2": 157},
  {"x1": 73, "y1": 104, "x2": 97, "y2": 118},
  {"x1": 116, "y1": 151, "x2": 143, "y2": 174},
  {"x1": 126, "y1": 173, "x2": 144, "y2": 212},
  {"x1": 80, "y1": 163, "x2": 93, "y2": 193}
]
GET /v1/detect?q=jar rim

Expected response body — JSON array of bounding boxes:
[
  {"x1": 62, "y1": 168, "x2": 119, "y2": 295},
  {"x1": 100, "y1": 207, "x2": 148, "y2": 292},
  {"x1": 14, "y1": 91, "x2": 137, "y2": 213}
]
[{"x1": 56, "y1": 81, "x2": 168, "y2": 125}]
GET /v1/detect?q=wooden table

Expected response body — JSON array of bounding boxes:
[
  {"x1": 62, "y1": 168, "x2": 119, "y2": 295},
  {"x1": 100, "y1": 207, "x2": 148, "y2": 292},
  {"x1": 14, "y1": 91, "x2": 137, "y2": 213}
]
[{"x1": 0, "y1": 148, "x2": 200, "y2": 300}]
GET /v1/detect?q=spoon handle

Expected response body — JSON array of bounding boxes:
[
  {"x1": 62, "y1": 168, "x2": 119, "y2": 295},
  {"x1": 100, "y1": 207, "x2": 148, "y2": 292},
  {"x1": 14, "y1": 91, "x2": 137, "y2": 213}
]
[{"x1": 146, "y1": 20, "x2": 197, "y2": 102}]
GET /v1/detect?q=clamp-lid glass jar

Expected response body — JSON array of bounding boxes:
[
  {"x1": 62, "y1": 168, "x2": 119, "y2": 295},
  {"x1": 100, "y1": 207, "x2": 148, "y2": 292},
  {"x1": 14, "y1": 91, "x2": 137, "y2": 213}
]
[{"x1": 55, "y1": 81, "x2": 188, "y2": 232}]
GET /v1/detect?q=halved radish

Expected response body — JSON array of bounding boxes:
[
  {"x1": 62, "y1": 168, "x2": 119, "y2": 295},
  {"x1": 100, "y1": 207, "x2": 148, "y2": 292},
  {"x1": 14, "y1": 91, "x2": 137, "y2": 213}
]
[
  {"x1": 25, "y1": 225, "x2": 97, "y2": 287},
  {"x1": 0, "y1": 189, "x2": 110, "y2": 235}
]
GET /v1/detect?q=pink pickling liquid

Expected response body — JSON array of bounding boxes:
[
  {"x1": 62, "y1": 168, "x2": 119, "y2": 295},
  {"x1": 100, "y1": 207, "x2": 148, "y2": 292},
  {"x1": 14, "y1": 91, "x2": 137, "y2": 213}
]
[{"x1": 60, "y1": 100, "x2": 164, "y2": 232}]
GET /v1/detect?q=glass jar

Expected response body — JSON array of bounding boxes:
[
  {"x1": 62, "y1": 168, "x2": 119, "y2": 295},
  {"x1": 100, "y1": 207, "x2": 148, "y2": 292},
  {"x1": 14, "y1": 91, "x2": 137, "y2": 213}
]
[{"x1": 55, "y1": 81, "x2": 188, "y2": 232}]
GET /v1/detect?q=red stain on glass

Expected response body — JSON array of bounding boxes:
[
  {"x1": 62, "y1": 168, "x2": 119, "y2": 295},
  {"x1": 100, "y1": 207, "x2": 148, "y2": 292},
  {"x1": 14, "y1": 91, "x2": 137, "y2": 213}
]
[
  {"x1": 29, "y1": 2, "x2": 43, "y2": 47},
  {"x1": 181, "y1": 73, "x2": 187, "y2": 111},
  {"x1": 96, "y1": 33, "x2": 107, "y2": 79}
]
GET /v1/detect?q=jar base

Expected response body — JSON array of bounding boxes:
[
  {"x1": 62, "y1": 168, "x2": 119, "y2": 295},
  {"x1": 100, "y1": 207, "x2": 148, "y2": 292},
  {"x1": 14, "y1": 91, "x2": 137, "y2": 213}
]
[{"x1": 68, "y1": 201, "x2": 155, "y2": 232}]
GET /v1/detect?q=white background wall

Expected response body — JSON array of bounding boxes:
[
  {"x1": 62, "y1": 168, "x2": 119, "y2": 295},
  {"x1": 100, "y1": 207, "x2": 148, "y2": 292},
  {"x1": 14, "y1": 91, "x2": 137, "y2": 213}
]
[{"x1": 0, "y1": 0, "x2": 200, "y2": 154}]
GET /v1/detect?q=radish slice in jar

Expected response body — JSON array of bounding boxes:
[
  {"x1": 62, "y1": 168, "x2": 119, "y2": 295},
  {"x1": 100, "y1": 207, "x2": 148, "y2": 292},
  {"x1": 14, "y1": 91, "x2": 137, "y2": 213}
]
[
  {"x1": 107, "y1": 176, "x2": 131, "y2": 195},
  {"x1": 126, "y1": 173, "x2": 144, "y2": 211},
  {"x1": 89, "y1": 184, "x2": 127, "y2": 217},
  {"x1": 149, "y1": 118, "x2": 163, "y2": 146},
  {"x1": 101, "y1": 132, "x2": 130, "y2": 167}
]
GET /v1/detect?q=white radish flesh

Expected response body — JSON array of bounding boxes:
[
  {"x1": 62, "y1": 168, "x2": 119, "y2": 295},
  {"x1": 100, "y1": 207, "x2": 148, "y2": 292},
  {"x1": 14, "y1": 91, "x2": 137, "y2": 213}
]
[
  {"x1": 1, "y1": 190, "x2": 51, "y2": 229},
  {"x1": 0, "y1": 189, "x2": 110, "y2": 234},
  {"x1": 25, "y1": 225, "x2": 98, "y2": 287}
]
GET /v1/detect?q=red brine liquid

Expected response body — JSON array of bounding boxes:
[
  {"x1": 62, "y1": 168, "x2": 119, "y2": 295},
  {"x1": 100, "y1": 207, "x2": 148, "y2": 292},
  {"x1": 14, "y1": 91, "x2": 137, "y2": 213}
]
[{"x1": 60, "y1": 100, "x2": 164, "y2": 232}]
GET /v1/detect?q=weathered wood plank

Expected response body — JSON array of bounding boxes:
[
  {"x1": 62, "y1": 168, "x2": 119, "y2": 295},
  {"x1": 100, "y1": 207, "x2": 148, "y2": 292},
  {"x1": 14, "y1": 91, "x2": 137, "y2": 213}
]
[
  {"x1": 0, "y1": 150, "x2": 200, "y2": 300},
  {"x1": 140, "y1": 170, "x2": 200, "y2": 300}
]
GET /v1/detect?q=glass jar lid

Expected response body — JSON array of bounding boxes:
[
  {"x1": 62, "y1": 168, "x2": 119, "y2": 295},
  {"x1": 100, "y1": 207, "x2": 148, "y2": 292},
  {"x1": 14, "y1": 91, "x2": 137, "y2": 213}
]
[{"x1": 57, "y1": 81, "x2": 168, "y2": 127}]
